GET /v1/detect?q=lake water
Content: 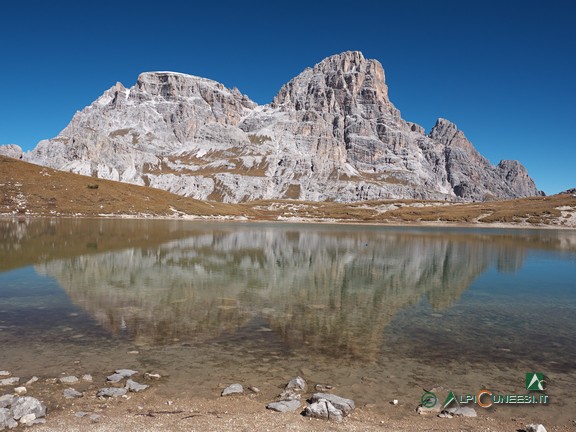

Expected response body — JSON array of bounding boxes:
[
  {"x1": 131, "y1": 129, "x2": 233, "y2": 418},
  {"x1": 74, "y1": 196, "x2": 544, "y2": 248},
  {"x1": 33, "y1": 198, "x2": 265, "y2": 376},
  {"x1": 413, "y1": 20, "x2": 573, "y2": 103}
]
[{"x1": 1, "y1": 218, "x2": 575, "y2": 424}]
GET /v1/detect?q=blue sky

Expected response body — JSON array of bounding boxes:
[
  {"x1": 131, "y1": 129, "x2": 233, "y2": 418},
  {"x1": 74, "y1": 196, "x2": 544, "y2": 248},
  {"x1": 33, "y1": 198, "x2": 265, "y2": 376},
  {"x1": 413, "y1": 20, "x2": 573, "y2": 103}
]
[{"x1": 1, "y1": 0, "x2": 574, "y2": 194}]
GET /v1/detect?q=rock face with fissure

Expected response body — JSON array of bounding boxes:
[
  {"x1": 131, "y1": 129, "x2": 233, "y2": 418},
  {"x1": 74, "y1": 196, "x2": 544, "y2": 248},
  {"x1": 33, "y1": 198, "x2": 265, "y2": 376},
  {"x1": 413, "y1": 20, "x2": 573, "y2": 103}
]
[{"x1": 18, "y1": 51, "x2": 542, "y2": 203}]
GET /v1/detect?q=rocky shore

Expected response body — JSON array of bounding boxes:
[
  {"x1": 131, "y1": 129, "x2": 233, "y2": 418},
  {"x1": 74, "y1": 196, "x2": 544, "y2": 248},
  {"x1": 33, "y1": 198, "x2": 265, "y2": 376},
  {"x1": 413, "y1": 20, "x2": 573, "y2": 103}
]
[{"x1": 0, "y1": 369, "x2": 561, "y2": 432}]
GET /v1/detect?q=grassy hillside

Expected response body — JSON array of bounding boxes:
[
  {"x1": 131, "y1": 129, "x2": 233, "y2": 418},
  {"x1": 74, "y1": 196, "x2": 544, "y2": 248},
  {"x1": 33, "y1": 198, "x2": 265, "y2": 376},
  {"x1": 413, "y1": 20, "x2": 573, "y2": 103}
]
[{"x1": 1, "y1": 155, "x2": 575, "y2": 228}]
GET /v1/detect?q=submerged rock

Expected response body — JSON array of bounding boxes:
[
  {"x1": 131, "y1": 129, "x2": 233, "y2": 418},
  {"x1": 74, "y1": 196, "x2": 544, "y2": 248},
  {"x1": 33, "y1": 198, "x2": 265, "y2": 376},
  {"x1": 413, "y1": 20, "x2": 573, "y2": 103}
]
[
  {"x1": 106, "y1": 373, "x2": 124, "y2": 383},
  {"x1": 144, "y1": 373, "x2": 161, "y2": 380},
  {"x1": 266, "y1": 399, "x2": 301, "y2": 413},
  {"x1": 115, "y1": 369, "x2": 138, "y2": 377},
  {"x1": 125, "y1": 379, "x2": 148, "y2": 392},
  {"x1": 310, "y1": 393, "x2": 355, "y2": 416},
  {"x1": 285, "y1": 376, "x2": 306, "y2": 392},
  {"x1": 305, "y1": 399, "x2": 343, "y2": 422},
  {"x1": 221, "y1": 384, "x2": 243, "y2": 396}
]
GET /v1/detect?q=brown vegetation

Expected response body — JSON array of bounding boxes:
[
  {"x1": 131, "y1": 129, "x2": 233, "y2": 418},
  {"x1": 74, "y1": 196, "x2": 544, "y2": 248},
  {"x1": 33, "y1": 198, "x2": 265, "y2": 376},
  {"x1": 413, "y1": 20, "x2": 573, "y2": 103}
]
[{"x1": 1, "y1": 155, "x2": 574, "y2": 228}]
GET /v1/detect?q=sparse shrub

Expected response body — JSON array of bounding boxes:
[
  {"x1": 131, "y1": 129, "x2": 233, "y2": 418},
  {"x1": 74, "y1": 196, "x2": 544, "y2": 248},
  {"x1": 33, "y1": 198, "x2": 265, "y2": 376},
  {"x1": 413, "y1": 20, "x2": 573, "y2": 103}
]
[{"x1": 248, "y1": 134, "x2": 272, "y2": 144}]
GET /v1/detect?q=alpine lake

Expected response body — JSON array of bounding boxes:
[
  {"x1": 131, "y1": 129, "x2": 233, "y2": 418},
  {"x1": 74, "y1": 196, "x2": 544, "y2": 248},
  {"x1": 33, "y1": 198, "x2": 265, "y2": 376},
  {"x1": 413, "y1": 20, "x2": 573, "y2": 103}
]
[{"x1": 1, "y1": 218, "x2": 575, "y2": 425}]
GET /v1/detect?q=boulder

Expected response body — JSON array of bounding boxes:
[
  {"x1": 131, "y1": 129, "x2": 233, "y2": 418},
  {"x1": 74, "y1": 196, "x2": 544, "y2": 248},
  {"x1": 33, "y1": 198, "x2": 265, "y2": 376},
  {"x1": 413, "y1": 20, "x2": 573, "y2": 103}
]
[
  {"x1": 305, "y1": 399, "x2": 343, "y2": 422},
  {"x1": 266, "y1": 399, "x2": 301, "y2": 413},
  {"x1": 310, "y1": 393, "x2": 355, "y2": 416}
]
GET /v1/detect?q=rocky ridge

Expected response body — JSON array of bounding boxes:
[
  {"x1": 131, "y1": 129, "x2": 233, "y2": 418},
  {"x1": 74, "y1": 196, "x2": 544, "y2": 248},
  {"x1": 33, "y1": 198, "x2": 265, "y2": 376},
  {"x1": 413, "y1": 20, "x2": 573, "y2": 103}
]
[{"x1": 5, "y1": 51, "x2": 542, "y2": 202}]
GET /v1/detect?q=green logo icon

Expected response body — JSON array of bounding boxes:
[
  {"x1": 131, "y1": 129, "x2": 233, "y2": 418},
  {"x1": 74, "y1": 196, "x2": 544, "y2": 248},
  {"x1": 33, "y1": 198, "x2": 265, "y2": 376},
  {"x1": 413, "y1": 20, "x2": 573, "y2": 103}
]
[
  {"x1": 420, "y1": 391, "x2": 437, "y2": 408},
  {"x1": 526, "y1": 373, "x2": 545, "y2": 391},
  {"x1": 443, "y1": 390, "x2": 457, "y2": 409}
]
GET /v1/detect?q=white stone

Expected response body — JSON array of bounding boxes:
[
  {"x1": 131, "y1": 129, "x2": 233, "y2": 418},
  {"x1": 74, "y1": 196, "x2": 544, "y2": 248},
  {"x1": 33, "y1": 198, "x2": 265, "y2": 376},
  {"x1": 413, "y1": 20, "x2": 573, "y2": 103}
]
[
  {"x1": 14, "y1": 387, "x2": 26, "y2": 395},
  {"x1": 125, "y1": 379, "x2": 148, "y2": 392},
  {"x1": 19, "y1": 413, "x2": 36, "y2": 425},
  {"x1": 266, "y1": 399, "x2": 301, "y2": 412},
  {"x1": 59, "y1": 376, "x2": 79, "y2": 384},
  {"x1": 221, "y1": 384, "x2": 243, "y2": 396},
  {"x1": 0, "y1": 378, "x2": 19, "y2": 386},
  {"x1": 526, "y1": 424, "x2": 547, "y2": 432},
  {"x1": 25, "y1": 377, "x2": 38, "y2": 386},
  {"x1": 310, "y1": 393, "x2": 355, "y2": 416},
  {"x1": 444, "y1": 406, "x2": 477, "y2": 417},
  {"x1": 305, "y1": 399, "x2": 343, "y2": 422}
]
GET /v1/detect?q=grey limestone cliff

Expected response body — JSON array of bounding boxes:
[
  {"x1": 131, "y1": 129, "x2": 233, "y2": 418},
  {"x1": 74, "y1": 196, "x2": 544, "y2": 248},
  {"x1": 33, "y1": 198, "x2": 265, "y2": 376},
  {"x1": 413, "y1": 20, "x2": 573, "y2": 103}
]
[{"x1": 20, "y1": 51, "x2": 542, "y2": 202}]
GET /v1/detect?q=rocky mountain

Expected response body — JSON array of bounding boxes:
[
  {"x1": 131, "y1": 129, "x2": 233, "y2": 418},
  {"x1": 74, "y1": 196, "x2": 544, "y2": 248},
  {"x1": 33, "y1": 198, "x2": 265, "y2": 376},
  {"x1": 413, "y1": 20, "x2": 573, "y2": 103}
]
[{"x1": 6, "y1": 51, "x2": 542, "y2": 202}]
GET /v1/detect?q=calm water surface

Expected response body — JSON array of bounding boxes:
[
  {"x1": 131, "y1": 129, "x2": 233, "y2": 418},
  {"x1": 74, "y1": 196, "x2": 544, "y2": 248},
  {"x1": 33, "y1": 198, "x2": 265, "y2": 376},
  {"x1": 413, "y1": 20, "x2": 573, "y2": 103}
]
[{"x1": 1, "y1": 219, "x2": 575, "y2": 422}]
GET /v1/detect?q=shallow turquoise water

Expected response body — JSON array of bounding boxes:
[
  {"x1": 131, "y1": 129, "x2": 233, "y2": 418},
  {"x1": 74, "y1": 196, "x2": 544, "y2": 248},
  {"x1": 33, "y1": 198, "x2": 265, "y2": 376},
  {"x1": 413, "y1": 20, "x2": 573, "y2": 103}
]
[{"x1": 1, "y1": 218, "x2": 575, "y2": 421}]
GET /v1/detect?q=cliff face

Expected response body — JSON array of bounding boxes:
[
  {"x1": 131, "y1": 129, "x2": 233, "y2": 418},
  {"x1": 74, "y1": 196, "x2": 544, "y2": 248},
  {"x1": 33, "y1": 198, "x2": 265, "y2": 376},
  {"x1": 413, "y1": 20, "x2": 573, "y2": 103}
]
[{"x1": 18, "y1": 51, "x2": 542, "y2": 202}]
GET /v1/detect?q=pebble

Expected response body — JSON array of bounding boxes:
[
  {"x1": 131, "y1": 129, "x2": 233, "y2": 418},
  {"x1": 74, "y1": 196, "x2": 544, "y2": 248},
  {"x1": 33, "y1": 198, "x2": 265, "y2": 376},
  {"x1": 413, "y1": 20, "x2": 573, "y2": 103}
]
[
  {"x1": 75, "y1": 411, "x2": 87, "y2": 418},
  {"x1": 25, "y1": 377, "x2": 38, "y2": 386},
  {"x1": 45, "y1": 378, "x2": 58, "y2": 384},
  {"x1": 90, "y1": 414, "x2": 102, "y2": 423},
  {"x1": 59, "y1": 376, "x2": 79, "y2": 384},
  {"x1": 115, "y1": 369, "x2": 138, "y2": 378},
  {"x1": 391, "y1": 399, "x2": 399, "y2": 405},
  {"x1": 145, "y1": 373, "x2": 161, "y2": 380},
  {"x1": 444, "y1": 406, "x2": 477, "y2": 417},
  {"x1": 221, "y1": 384, "x2": 243, "y2": 396},
  {"x1": 82, "y1": 374, "x2": 93, "y2": 382},
  {"x1": 63, "y1": 388, "x2": 84, "y2": 399},
  {"x1": 314, "y1": 384, "x2": 333, "y2": 392},
  {"x1": 97, "y1": 387, "x2": 128, "y2": 398},
  {"x1": 248, "y1": 386, "x2": 260, "y2": 394},
  {"x1": 0, "y1": 371, "x2": 10, "y2": 377},
  {"x1": 14, "y1": 387, "x2": 27, "y2": 395}
]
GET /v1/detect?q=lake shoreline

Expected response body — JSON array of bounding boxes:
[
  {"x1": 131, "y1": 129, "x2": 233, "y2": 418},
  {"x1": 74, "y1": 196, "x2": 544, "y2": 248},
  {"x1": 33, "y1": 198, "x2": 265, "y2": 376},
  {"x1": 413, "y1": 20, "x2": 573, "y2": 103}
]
[{"x1": 2, "y1": 213, "x2": 575, "y2": 231}]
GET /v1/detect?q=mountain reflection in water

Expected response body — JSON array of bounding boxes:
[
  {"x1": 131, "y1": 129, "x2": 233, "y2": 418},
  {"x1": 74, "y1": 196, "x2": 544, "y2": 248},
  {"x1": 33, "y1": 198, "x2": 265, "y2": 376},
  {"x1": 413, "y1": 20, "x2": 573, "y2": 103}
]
[{"x1": 3, "y1": 219, "x2": 573, "y2": 362}]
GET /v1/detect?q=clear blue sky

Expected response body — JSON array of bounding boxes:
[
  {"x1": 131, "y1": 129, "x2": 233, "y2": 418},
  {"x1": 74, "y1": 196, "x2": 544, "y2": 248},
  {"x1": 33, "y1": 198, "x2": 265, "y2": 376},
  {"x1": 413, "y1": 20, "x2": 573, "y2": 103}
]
[{"x1": 1, "y1": 0, "x2": 574, "y2": 194}]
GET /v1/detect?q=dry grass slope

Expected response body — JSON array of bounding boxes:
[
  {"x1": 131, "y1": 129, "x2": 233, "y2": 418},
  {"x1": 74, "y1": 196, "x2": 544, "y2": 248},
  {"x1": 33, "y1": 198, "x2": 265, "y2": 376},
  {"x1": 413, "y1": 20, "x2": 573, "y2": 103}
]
[{"x1": 1, "y1": 155, "x2": 575, "y2": 228}]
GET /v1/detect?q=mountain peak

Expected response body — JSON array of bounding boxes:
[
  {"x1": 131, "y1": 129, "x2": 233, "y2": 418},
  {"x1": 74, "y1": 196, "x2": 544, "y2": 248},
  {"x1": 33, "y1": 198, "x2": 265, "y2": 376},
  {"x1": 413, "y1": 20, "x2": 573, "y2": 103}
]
[
  {"x1": 273, "y1": 51, "x2": 390, "y2": 112},
  {"x1": 25, "y1": 52, "x2": 541, "y2": 203}
]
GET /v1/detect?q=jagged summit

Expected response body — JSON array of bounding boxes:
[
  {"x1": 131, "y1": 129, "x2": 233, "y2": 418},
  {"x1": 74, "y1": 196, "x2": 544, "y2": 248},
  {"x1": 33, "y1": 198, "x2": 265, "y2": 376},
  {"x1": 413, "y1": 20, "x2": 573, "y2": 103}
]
[{"x1": 9, "y1": 51, "x2": 542, "y2": 203}]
